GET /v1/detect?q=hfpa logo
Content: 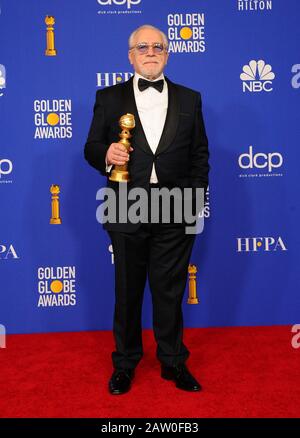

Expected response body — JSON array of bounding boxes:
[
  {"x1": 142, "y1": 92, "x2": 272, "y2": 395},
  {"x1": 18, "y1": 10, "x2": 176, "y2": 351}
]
[
  {"x1": 240, "y1": 60, "x2": 275, "y2": 92},
  {"x1": 237, "y1": 237, "x2": 287, "y2": 252},
  {"x1": 96, "y1": 72, "x2": 133, "y2": 88},
  {"x1": 0, "y1": 244, "x2": 19, "y2": 260}
]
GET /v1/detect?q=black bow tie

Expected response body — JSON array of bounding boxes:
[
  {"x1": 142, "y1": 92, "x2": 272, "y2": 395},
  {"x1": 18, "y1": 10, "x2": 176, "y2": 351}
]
[{"x1": 138, "y1": 78, "x2": 164, "y2": 93}]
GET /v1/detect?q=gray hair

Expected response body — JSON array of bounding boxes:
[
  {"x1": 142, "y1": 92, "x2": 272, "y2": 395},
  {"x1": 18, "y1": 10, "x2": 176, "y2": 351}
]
[{"x1": 128, "y1": 24, "x2": 168, "y2": 49}]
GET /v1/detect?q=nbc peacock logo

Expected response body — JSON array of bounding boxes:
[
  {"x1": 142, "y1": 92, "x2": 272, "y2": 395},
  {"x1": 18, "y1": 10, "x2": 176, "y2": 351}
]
[{"x1": 240, "y1": 60, "x2": 275, "y2": 93}]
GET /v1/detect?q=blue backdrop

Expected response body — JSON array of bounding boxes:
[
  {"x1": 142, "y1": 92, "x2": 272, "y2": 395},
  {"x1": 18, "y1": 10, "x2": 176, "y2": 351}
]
[{"x1": 1, "y1": 0, "x2": 299, "y2": 334}]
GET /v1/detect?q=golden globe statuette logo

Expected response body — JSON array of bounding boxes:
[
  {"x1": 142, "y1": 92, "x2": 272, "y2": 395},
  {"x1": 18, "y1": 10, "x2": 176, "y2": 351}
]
[
  {"x1": 50, "y1": 184, "x2": 62, "y2": 224},
  {"x1": 109, "y1": 113, "x2": 135, "y2": 182},
  {"x1": 45, "y1": 15, "x2": 57, "y2": 56},
  {"x1": 50, "y1": 279, "x2": 63, "y2": 293},
  {"x1": 187, "y1": 264, "x2": 198, "y2": 304},
  {"x1": 180, "y1": 27, "x2": 193, "y2": 40}
]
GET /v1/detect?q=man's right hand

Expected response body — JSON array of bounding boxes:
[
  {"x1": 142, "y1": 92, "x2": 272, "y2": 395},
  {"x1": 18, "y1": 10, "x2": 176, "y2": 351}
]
[{"x1": 106, "y1": 143, "x2": 134, "y2": 166}]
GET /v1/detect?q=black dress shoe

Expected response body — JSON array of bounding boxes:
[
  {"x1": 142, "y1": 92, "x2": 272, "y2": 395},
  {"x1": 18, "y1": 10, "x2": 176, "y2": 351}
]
[
  {"x1": 108, "y1": 368, "x2": 135, "y2": 395},
  {"x1": 161, "y1": 364, "x2": 202, "y2": 392}
]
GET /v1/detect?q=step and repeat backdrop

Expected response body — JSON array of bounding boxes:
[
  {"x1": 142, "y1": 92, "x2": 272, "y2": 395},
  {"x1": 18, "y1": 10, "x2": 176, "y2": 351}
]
[{"x1": 0, "y1": 0, "x2": 299, "y2": 334}]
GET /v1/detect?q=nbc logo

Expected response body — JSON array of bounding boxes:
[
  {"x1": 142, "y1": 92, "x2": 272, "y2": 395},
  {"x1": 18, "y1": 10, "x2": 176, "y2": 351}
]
[
  {"x1": 167, "y1": 13, "x2": 206, "y2": 53},
  {"x1": 240, "y1": 60, "x2": 275, "y2": 92}
]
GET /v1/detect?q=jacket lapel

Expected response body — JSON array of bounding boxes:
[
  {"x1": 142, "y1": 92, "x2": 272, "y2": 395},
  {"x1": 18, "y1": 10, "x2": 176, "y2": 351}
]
[
  {"x1": 122, "y1": 76, "x2": 153, "y2": 156},
  {"x1": 155, "y1": 77, "x2": 180, "y2": 156},
  {"x1": 121, "y1": 75, "x2": 180, "y2": 156}
]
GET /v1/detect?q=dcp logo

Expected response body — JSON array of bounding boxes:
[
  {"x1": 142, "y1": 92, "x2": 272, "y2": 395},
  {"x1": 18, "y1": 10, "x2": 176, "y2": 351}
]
[
  {"x1": 238, "y1": 146, "x2": 283, "y2": 173},
  {"x1": 0, "y1": 159, "x2": 13, "y2": 178},
  {"x1": 97, "y1": 0, "x2": 141, "y2": 8}
]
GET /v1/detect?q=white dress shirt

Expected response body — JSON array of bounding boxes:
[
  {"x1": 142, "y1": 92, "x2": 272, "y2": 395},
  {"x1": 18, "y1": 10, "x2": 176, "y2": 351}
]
[{"x1": 106, "y1": 72, "x2": 168, "y2": 183}]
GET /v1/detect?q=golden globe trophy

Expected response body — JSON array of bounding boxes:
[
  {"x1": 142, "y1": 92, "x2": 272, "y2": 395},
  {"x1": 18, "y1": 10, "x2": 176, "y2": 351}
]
[
  {"x1": 50, "y1": 184, "x2": 62, "y2": 224},
  {"x1": 187, "y1": 264, "x2": 199, "y2": 304},
  {"x1": 109, "y1": 113, "x2": 135, "y2": 182},
  {"x1": 45, "y1": 15, "x2": 57, "y2": 56}
]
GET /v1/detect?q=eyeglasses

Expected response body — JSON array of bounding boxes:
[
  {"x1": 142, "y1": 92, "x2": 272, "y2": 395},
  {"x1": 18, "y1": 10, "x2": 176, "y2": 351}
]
[{"x1": 129, "y1": 43, "x2": 167, "y2": 55}]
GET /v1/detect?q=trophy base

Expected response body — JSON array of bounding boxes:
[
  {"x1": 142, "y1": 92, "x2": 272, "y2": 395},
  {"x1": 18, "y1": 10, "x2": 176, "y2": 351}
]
[
  {"x1": 45, "y1": 50, "x2": 57, "y2": 56},
  {"x1": 109, "y1": 170, "x2": 130, "y2": 182},
  {"x1": 50, "y1": 218, "x2": 62, "y2": 225},
  {"x1": 187, "y1": 297, "x2": 199, "y2": 305}
]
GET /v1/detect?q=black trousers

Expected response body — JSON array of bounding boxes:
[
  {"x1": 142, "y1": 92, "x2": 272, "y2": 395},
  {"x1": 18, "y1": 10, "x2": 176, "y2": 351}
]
[{"x1": 107, "y1": 196, "x2": 196, "y2": 369}]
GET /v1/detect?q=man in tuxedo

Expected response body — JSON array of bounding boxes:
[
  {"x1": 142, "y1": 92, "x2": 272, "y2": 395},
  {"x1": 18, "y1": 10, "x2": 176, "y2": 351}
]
[{"x1": 84, "y1": 24, "x2": 209, "y2": 395}]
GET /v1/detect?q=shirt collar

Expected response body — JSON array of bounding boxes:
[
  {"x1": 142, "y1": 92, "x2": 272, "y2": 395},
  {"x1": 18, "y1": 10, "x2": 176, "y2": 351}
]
[{"x1": 133, "y1": 72, "x2": 165, "y2": 91}]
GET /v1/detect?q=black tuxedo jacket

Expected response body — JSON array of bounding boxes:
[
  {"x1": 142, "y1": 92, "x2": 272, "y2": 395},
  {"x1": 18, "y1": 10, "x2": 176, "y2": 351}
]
[{"x1": 84, "y1": 76, "x2": 209, "y2": 232}]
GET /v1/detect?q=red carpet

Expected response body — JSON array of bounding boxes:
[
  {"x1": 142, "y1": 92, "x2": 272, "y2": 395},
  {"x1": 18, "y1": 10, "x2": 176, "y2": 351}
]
[{"x1": 0, "y1": 326, "x2": 299, "y2": 418}]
